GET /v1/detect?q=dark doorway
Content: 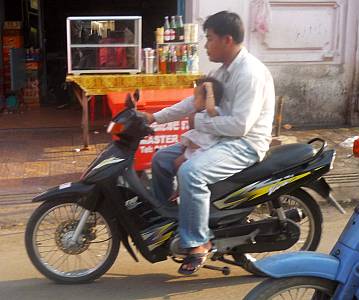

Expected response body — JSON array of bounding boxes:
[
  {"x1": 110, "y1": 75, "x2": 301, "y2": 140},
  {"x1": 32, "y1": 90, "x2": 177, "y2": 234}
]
[{"x1": 43, "y1": 0, "x2": 178, "y2": 106}]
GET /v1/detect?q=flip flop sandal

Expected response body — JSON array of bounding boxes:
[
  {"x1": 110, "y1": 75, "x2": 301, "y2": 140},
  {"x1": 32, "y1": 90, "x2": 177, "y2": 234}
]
[
  {"x1": 168, "y1": 191, "x2": 179, "y2": 203},
  {"x1": 178, "y1": 252, "x2": 210, "y2": 275}
]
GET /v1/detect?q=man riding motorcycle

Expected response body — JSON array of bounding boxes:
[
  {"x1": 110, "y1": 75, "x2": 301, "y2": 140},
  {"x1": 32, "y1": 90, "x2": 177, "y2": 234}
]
[{"x1": 145, "y1": 11, "x2": 276, "y2": 275}]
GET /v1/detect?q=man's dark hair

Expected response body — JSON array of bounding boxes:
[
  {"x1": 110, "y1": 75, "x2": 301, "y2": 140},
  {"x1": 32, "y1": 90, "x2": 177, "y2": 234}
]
[
  {"x1": 203, "y1": 11, "x2": 244, "y2": 44},
  {"x1": 196, "y1": 77, "x2": 224, "y2": 106}
]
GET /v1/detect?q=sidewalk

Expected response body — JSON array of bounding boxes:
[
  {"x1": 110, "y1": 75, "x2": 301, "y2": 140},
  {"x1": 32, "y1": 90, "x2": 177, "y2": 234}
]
[
  {"x1": 0, "y1": 127, "x2": 108, "y2": 195},
  {"x1": 0, "y1": 125, "x2": 358, "y2": 228},
  {"x1": 0, "y1": 105, "x2": 110, "y2": 196},
  {"x1": 1, "y1": 124, "x2": 358, "y2": 195}
]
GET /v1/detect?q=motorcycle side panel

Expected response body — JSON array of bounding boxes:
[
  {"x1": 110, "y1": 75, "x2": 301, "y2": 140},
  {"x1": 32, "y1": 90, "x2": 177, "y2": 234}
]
[
  {"x1": 211, "y1": 150, "x2": 334, "y2": 210},
  {"x1": 253, "y1": 252, "x2": 339, "y2": 280},
  {"x1": 212, "y1": 170, "x2": 318, "y2": 210},
  {"x1": 98, "y1": 183, "x2": 176, "y2": 262}
]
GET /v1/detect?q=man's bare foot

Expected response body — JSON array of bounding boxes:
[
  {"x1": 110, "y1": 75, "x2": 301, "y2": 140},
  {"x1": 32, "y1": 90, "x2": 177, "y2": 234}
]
[
  {"x1": 190, "y1": 241, "x2": 212, "y2": 254},
  {"x1": 168, "y1": 189, "x2": 179, "y2": 202},
  {"x1": 179, "y1": 241, "x2": 212, "y2": 274}
]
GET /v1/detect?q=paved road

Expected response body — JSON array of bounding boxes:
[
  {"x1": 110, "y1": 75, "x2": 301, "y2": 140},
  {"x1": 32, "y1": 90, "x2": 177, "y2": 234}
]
[{"x1": 0, "y1": 206, "x2": 350, "y2": 300}]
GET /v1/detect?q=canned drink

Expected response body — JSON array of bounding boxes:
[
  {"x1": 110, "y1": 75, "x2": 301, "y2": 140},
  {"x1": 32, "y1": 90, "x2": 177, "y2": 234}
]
[
  {"x1": 184, "y1": 24, "x2": 191, "y2": 43},
  {"x1": 190, "y1": 23, "x2": 199, "y2": 43},
  {"x1": 145, "y1": 56, "x2": 155, "y2": 74},
  {"x1": 156, "y1": 27, "x2": 164, "y2": 44}
]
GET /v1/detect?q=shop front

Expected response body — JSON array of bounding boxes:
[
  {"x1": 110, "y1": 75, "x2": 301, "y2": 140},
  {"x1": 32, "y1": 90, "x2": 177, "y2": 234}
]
[
  {"x1": 2, "y1": 0, "x2": 357, "y2": 132},
  {"x1": 63, "y1": 14, "x2": 201, "y2": 148},
  {"x1": 0, "y1": 0, "x2": 202, "y2": 170},
  {"x1": 1, "y1": 0, "x2": 188, "y2": 107}
]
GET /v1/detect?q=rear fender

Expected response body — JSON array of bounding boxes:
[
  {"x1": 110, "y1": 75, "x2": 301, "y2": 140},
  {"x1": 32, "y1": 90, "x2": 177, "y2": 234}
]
[
  {"x1": 305, "y1": 178, "x2": 346, "y2": 214},
  {"x1": 33, "y1": 182, "x2": 99, "y2": 211},
  {"x1": 305, "y1": 177, "x2": 331, "y2": 198},
  {"x1": 253, "y1": 252, "x2": 340, "y2": 281}
]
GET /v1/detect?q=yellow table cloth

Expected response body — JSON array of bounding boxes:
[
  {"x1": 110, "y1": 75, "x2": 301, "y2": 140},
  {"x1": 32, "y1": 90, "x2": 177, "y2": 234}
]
[
  {"x1": 66, "y1": 73, "x2": 202, "y2": 148},
  {"x1": 66, "y1": 73, "x2": 202, "y2": 96}
]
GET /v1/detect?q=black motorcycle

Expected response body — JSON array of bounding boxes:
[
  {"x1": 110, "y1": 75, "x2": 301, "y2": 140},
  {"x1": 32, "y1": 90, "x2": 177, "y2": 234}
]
[{"x1": 25, "y1": 91, "x2": 344, "y2": 283}]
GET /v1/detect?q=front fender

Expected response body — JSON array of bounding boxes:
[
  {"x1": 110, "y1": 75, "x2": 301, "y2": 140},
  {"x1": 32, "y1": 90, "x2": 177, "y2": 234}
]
[
  {"x1": 253, "y1": 252, "x2": 339, "y2": 280},
  {"x1": 33, "y1": 182, "x2": 98, "y2": 211}
]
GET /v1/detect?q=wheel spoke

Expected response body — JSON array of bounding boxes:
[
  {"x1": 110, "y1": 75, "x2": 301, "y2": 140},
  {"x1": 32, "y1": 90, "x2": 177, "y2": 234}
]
[
  {"x1": 44, "y1": 247, "x2": 60, "y2": 262},
  {"x1": 95, "y1": 225, "x2": 108, "y2": 235},
  {"x1": 268, "y1": 286, "x2": 332, "y2": 299},
  {"x1": 29, "y1": 202, "x2": 114, "y2": 280},
  {"x1": 243, "y1": 194, "x2": 316, "y2": 262},
  {"x1": 37, "y1": 236, "x2": 55, "y2": 243}
]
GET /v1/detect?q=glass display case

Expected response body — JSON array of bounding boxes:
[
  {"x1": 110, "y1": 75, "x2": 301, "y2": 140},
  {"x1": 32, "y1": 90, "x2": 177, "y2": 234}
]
[{"x1": 66, "y1": 16, "x2": 142, "y2": 74}]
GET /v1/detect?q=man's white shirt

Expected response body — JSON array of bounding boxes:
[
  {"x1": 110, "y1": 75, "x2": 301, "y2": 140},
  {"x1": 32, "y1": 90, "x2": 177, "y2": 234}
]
[{"x1": 153, "y1": 47, "x2": 275, "y2": 160}]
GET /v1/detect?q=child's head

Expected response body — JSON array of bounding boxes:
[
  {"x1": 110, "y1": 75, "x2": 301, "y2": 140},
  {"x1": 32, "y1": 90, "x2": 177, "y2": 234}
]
[{"x1": 195, "y1": 77, "x2": 223, "y2": 106}]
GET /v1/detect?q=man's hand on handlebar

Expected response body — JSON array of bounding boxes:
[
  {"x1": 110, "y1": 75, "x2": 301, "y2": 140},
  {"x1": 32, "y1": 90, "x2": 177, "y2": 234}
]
[{"x1": 143, "y1": 112, "x2": 156, "y2": 124}]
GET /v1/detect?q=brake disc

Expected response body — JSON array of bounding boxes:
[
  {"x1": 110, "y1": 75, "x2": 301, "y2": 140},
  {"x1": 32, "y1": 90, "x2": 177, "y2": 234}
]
[{"x1": 55, "y1": 220, "x2": 94, "y2": 255}]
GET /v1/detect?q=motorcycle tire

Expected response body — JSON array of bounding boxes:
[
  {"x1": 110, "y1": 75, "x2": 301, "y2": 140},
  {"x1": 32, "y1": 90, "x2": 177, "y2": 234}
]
[
  {"x1": 25, "y1": 197, "x2": 120, "y2": 283},
  {"x1": 235, "y1": 188, "x2": 323, "y2": 275},
  {"x1": 243, "y1": 276, "x2": 336, "y2": 300}
]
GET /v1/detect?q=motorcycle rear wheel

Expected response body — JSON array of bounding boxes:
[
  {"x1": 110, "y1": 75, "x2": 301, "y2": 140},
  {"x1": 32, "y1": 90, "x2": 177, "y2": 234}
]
[
  {"x1": 235, "y1": 188, "x2": 322, "y2": 274},
  {"x1": 243, "y1": 276, "x2": 336, "y2": 300},
  {"x1": 25, "y1": 198, "x2": 120, "y2": 283}
]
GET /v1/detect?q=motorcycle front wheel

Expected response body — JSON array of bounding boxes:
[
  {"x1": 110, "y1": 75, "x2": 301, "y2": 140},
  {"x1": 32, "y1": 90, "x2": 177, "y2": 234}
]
[
  {"x1": 244, "y1": 276, "x2": 336, "y2": 300},
  {"x1": 25, "y1": 198, "x2": 120, "y2": 283}
]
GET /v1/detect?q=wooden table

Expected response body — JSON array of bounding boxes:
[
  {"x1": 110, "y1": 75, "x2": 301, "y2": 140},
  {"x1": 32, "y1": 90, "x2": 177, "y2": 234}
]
[{"x1": 66, "y1": 73, "x2": 201, "y2": 149}]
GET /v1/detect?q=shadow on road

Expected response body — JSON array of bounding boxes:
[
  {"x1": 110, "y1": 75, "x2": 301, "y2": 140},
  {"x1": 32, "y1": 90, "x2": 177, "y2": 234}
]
[{"x1": 0, "y1": 272, "x2": 262, "y2": 300}]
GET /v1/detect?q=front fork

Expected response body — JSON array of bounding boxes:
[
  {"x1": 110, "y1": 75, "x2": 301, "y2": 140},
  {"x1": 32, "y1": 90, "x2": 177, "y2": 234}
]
[{"x1": 69, "y1": 209, "x2": 92, "y2": 245}]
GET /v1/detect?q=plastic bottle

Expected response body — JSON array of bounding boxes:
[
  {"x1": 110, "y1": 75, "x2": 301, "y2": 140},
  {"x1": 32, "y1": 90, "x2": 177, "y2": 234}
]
[
  {"x1": 171, "y1": 50, "x2": 177, "y2": 73},
  {"x1": 175, "y1": 47, "x2": 182, "y2": 73},
  {"x1": 164, "y1": 16, "x2": 171, "y2": 42},
  {"x1": 192, "y1": 54, "x2": 199, "y2": 73},
  {"x1": 159, "y1": 48, "x2": 167, "y2": 74},
  {"x1": 187, "y1": 54, "x2": 193, "y2": 73},
  {"x1": 177, "y1": 16, "x2": 184, "y2": 42},
  {"x1": 170, "y1": 16, "x2": 177, "y2": 42},
  {"x1": 191, "y1": 45, "x2": 199, "y2": 73},
  {"x1": 166, "y1": 47, "x2": 172, "y2": 73},
  {"x1": 182, "y1": 47, "x2": 188, "y2": 73}
]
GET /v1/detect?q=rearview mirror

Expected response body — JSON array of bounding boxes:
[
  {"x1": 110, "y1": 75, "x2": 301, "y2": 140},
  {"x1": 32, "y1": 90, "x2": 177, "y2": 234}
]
[
  {"x1": 125, "y1": 93, "x2": 135, "y2": 109},
  {"x1": 124, "y1": 89, "x2": 141, "y2": 109}
]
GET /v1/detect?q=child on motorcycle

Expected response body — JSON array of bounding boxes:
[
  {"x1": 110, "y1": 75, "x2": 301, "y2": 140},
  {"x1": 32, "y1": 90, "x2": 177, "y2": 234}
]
[{"x1": 169, "y1": 77, "x2": 224, "y2": 201}]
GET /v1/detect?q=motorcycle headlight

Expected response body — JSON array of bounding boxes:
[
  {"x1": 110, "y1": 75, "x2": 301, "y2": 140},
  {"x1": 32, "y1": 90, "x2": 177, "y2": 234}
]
[{"x1": 107, "y1": 121, "x2": 125, "y2": 135}]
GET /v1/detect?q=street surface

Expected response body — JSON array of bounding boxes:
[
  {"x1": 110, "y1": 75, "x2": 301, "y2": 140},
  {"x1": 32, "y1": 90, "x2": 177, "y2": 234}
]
[
  {"x1": 0, "y1": 123, "x2": 358, "y2": 299},
  {"x1": 0, "y1": 205, "x2": 350, "y2": 300}
]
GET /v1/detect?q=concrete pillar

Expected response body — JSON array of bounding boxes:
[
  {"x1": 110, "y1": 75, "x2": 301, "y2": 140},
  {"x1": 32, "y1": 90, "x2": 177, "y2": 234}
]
[{"x1": 185, "y1": 0, "x2": 249, "y2": 73}]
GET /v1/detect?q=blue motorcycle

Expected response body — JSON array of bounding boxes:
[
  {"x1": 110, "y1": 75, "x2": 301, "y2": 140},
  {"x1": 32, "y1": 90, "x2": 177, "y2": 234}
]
[{"x1": 244, "y1": 140, "x2": 359, "y2": 300}]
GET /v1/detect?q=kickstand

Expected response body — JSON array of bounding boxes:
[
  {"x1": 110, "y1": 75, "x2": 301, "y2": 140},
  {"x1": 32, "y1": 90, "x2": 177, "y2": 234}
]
[{"x1": 203, "y1": 264, "x2": 231, "y2": 275}]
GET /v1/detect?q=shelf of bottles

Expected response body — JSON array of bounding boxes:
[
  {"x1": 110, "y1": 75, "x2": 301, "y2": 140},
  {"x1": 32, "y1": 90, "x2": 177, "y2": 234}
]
[{"x1": 155, "y1": 16, "x2": 199, "y2": 75}]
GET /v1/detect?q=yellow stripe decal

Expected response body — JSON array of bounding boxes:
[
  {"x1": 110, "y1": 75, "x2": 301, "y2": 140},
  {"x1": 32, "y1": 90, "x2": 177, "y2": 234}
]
[{"x1": 214, "y1": 172, "x2": 311, "y2": 209}]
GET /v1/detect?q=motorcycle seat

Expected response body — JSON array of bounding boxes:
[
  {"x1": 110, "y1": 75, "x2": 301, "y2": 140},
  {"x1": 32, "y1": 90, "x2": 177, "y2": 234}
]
[{"x1": 209, "y1": 143, "x2": 316, "y2": 200}]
